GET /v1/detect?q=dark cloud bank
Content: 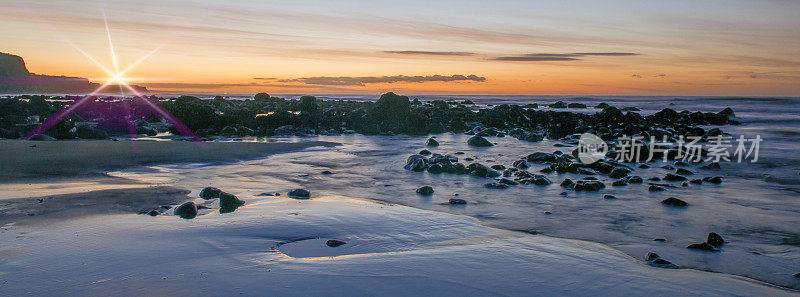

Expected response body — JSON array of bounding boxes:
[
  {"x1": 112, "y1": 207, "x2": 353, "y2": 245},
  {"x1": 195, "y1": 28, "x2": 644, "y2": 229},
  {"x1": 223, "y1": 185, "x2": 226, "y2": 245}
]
[
  {"x1": 281, "y1": 74, "x2": 487, "y2": 86},
  {"x1": 492, "y1": 52, "x2": 638, "y2": 61}
]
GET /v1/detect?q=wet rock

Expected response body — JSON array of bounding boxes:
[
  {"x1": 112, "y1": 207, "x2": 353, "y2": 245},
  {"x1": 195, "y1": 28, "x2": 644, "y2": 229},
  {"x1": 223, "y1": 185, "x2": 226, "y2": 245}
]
[
  {"x1": 645, "y1": 252, "x2": 678, "y2": 269},
  {"x1": 416, "y1": 186, "x2": 434, "y2": 196},
  {"x1": 653, "y1": 238, "x2": 666, "y2": 242},
  {"x1": 287, "y1": 189, "x2": 311, "y2": 199},
  {"x1": 649, "y1": 185, "x2": 665, "y2": 191},
  {"x1": 199, "y1": 187, "x2": 222, "y2": 199},
  {"x1": 485, "y1": 182, "x2": 510, "y2": 189},
  {"x1": 612, "y1": 180, "x2": 628, "y2": 186},
  {"x1": 573, "y1": 180, "x2": 605, "y2": 191},
  {"x1": 321, "y1": 170, "x2": 333, "y2": 175},
  {"x1": 648, "y1": 177, "x2": 662, "y2": 182},
  {"x1": 491, "y1": 165, "x2": 506, "y2": 171},
  {"x1": 576, "y1": 168, "x2": 596, "y2": 175},
  {"x1": 687, "y1": 242, "x2": 719, "y2": 252},
  {"x1": 560, "y1": 178, "x2": 575, "y2": 189},
  {"x1": 512, "y1": 159, "x2": 529, "y2": 169},
  {"x1": 674, "y1": 161, "x2": 689, "y2": 166},
  {"x1": 664, "y1": 173, "x2": 687, "y2": 182},
  {"x1": 703, "y1": 176, "x2": 723, "y2": 184},
  {"x1": 608, "y1": 168, "x2": 631, "y2": 179},
  {"x1": 404, "y1": 155, "x2": 428, "y2": 172},
  {"x1": 426, "y1": 137, "x2": 439, "y2": 147},
  {"x1": 661, "y1": 197, "x2": 687, "y2": 207},
  {"x1": 690, "y1": 179, "x2": 702, "y2": 184},
  {"x1": 449, "y1": 198, "x2": 467, "y2": 205},
  {"x1": 638, "y1": 164, "x2": 650, "y2": 169},
  {"x1": 707, "y1": 232, "x2": 725, "y2": 247},
  {"x1": 468, "y1": 163, "x2": 501, "y2": 178},
  {"x1": 603, "y1": 194, "x2": 617, "y2": 199},
  {"x1": 661, "y1": 165, "x2": 675, "y2": 170},
  {"x1": 174, "y1": 202, "x2": 198, "y2": 219},
  {"x1": 427, "y1": 163, "x2": 443, "y2": 174},
  {"x1": 498, "y1": 178, "x2": 519, "y2": 186},
  {"x1": 467, "y1": 135, "x2": 493, "y2": 147},
  {"x1": 326, "y1": 239, "x2": 347, "y2": 247},
  {"x1": 625, "y1": 176, "x2": 643, "y2": 183},
  {"x1": 676, "y1": 168, "x2": 694, "y2": 175},
  {"x1": 418, "y1": 149, "x2": 432, "y2": 155},
  {"x1": 526, "y1": 152, "x2": 556, "y2": 163},
  {"x1": 700, "y1": 162, "x2": 720, "y2": 170},
  {"x1": 219, "y1": 192, "x2": 245, "y2": 213},
  {"x1": 532, "y1": 175, "x2": 552, "y2": 185},
  {"x1": 540, "y1": 167, "x2": 554, "y2": 173},
  {"x1": 146, "y1": 210, "x2": 159, "y2": 216}
]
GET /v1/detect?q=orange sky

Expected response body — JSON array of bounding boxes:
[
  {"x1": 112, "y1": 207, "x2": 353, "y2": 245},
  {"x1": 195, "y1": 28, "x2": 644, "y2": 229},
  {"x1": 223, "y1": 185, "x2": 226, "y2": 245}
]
[{"x1": 2, "y1": 0, "x2": 799, "y2": 96}]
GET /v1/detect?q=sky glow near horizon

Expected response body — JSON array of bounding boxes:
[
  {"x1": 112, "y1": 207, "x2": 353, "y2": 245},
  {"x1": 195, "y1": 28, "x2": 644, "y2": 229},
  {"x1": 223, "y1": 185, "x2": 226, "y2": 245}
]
[{"x1": 1, "y1": 0, "x2": 799, "y2": 96}]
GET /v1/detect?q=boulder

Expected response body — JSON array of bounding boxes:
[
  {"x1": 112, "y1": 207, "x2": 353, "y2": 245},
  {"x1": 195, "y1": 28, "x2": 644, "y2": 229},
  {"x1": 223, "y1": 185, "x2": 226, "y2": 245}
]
[
  {"x1": 526, "y1": 152, "x2": 556, "y2": 163},
  {"x1": 532, "y1": 175, "x2": 552, "y2": 185},
  {"x1": 608, "y1": 168, "x2": 630, "y2": 179},
  {"x1": 707, "y1": 232, "x2": 725, "y2": 247},
  {"x1": 664, "y1": 173, "x2": 687, "y2": 181},
  {"x1": 645, "y1": 252, "x2": 678, "y2": 269},
  {"x1": 676, "y1": 168, "x2": 694, "y2": 175},
  {"x1": 485, "y1": 182, "x2": 510, "y2": 189},
  {"x1": 612, "y1": 180, "x2": 628, "y2": 186},
  {"x1": 649, "y1": 185, "x2": 665, "y2": 191},
  {"x1": 404, "y1": 155, "x2": 428, "y2": 172},
  {"x1": 703, "y1": 176, "x2": 723, "y2": 184},
  {"x1": 287, "y1": 189, "x2": 311, "y2": 199},
  {"x1": 426, "y1": 137, "x2": 439, "y2": 147},
  {"x1": 573, "y1": 180, "x2": 604, "y2": 191},
  {"x1": 560, "y1": 178, "x2": 575, "y2": 189},
  {"x1": 418, "y1": 149, "x2": 432, "y2": 155},
  {"x1": 467, "y1": 135, "x2": 493, "y2": 147},
  {"x1": 449, "y1": 198, "x2": 467, "y2": 205},
  {"x1": 603, "y1": 194, "x2": 617, "y2": 200},
  {"x1": 567, "y1": 103, "x2": 587, "y2": 108},
  {"x1": 661, "y1": 197, "x2": 687, "y2": 207},
  {"x1": 219, "y1": 192, "x2": 245, "y2": 213},
  {"x1": 512, "y1": 159, "x2": 529, "y2": 169},
  {"x1": 687, "y1": 242, "x2": 719, "y2": 252},
  {"x1": 625, "y1": 176, "x2": 643, "y2": 183},
  {"x1": 491, "y1": 165, "x2": 506, "y2": 171},
  {"x1": 199, "y1": 187, "x2": 222, "y2": 199},
  {"x1": 174, "y1": 202, "x2": 198, "y2": 219},
  {"x1": 326, "y1": 239, "x2": 347, "y2": 247},
  {"x1": 416, "y1": 186, "x2": 434, "y2": 196},
  {"x1": 468, "y1": 163, "x2": 501, "y2": 178}
]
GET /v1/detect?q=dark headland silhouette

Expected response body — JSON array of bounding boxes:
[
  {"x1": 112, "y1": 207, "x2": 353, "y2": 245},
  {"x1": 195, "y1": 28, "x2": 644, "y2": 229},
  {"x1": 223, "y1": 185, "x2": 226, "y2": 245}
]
[{"x1": 0, "y1": 52, "x2": 147, "y2": 94}]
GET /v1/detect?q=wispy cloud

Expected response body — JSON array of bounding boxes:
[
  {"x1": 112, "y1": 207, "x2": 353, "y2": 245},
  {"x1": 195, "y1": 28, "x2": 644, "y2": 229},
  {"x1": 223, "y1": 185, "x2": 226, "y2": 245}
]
[
  {"x1": 383, "y1": 51, "x2": 475, "y2": 56},
  {"x1": 492, "y1": 52, "x2": 638, "y2": 62},
  {"x1": 282, "y1": 74, "x2": 487, "y2": 86}
]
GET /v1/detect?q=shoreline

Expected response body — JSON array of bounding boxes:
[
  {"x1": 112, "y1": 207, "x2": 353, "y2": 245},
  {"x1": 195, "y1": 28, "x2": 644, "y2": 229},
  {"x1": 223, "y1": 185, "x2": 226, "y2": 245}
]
[
  {"x1": 0, "y1": 139, "x2": 337, "y2": 180},
  {"x1": 0, "y1": 194, "x2": 795, "y2": 296}
]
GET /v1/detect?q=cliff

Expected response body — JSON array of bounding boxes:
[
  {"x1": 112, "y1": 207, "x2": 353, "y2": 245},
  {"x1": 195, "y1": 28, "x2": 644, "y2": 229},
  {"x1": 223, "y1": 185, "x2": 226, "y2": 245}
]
[{"x1": 0, "y1": 52, "x2": 148, "y2": 94}]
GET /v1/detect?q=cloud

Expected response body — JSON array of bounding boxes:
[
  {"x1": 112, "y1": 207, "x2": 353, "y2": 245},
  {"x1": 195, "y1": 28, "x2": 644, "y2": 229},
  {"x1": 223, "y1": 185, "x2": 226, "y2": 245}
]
[
  {"x1": 383, "y1": 51, "x2": 475, "y2": 56},
  {"x1": 283, "y1": 74, "x2": 487, "y2": 86},
  {"x1": 491, "y1": 52, "x2": 638, "y2": 61}
]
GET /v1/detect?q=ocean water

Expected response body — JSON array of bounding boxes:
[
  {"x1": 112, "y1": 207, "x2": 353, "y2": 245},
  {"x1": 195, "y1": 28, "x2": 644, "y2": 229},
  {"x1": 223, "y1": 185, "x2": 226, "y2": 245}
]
[{"x1": 110, "y1": 96, "x2": 800, "y2": 288}]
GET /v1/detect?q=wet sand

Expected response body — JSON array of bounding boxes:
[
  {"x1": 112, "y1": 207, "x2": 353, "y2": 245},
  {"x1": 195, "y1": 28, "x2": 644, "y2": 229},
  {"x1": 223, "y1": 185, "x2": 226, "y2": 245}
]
[{"x1": 0, "y1": 139, "x2": 337, "y2": 180}]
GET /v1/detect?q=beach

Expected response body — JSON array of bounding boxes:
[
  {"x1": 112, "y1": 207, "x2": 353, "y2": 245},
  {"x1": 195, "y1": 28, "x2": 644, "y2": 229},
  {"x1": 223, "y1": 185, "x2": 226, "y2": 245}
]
[{"x1": 0, "y1": 136, "x2": 798, "y2": 296}]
